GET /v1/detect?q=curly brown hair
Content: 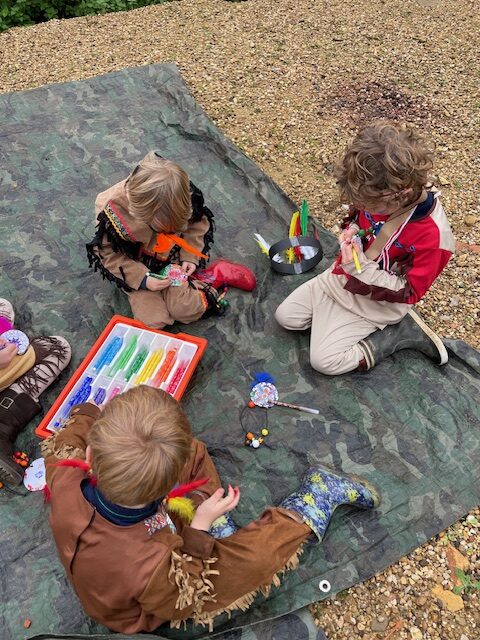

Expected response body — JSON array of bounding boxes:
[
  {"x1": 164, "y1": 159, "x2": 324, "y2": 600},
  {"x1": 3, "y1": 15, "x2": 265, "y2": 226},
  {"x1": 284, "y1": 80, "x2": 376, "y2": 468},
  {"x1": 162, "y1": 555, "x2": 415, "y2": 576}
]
[{"x1": 334, "y1": 120, "x2": 434, "y2": 209}]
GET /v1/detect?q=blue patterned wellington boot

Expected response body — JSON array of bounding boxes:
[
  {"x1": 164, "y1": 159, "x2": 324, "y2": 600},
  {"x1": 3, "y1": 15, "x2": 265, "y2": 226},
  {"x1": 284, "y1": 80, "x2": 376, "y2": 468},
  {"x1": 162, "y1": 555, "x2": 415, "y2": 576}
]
[
  {"x1": 280, "y1": 466, "x2": 379, "y2": 543},
  {"x1": 208, "y1": 514, "x2": 238, "y2": 539}
]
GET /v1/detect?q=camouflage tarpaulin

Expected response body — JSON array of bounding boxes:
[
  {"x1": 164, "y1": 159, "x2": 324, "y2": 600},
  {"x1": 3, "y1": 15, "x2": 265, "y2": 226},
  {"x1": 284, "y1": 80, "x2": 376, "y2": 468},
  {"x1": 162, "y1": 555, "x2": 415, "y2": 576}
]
[{"x1": 0, "y1": 64, "x2": 479, "y2": 640}]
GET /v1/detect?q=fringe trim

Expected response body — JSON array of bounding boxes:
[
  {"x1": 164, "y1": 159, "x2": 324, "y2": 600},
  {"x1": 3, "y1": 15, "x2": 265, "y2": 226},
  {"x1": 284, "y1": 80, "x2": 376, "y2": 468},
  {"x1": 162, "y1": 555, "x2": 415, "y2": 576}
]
[
  {"x1": 168, "y1": 551, "x2": 219, "y2": 628},
  {"x1": 86, "y1": 246, "x2": 134, "y2": 292},
  {"x1": 94, "y1": 211, "x2": 144, "y2": 260},
  {"x1": 190, "y1": 182, "x2": 215, "y2": 269},
  {"x1": 190, "y1": 280, "x2": 226, "y2": 318},
  {"x1": 103, "y1": 201, "x2": 137, "y2": 243},
  {"x1": 40, "y1": 429, "x2": 85, "y2": 462},
  {"x1": 137, "y1": 250, "x2": 171, "y2": 274},
  {"x1": 170, "y1": 544, "x2": 305, "y2": 632}
]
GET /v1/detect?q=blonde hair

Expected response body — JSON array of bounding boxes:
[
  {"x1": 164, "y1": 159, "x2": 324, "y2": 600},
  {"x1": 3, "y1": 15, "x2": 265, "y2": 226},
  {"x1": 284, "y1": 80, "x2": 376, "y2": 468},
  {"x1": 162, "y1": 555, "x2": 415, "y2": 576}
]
[
  {"x1": 334, "y1": 120, "x2": 434, "y2": 209},
  {"x1": 88, "y1": 386, "x2": 192, "y2": 506},
  {"x1": 126, "y1": 152, "x2": 192, "y2": 232}
]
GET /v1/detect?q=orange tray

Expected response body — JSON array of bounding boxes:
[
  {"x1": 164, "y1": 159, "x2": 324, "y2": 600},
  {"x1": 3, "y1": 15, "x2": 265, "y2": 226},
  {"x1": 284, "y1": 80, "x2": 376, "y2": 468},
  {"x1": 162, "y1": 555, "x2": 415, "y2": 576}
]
[{"x1": 35, "y1": 315, "x2": 207, "y2": 439}]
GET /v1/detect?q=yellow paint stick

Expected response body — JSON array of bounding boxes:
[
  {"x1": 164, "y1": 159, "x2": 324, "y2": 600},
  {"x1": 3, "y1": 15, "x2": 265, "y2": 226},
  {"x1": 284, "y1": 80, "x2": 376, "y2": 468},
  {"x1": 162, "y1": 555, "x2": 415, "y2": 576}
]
[
  {"x1": 134, "y1": 349, "x2": 164, "y2": 385},
  {"x1": 351, "y1": 245, "x2": 362, "y2": 274}
]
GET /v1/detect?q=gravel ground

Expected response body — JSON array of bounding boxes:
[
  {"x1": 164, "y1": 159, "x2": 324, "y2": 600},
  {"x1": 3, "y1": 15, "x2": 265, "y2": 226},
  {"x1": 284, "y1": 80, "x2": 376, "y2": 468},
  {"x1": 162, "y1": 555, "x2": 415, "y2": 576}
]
[{"x1": 0, "y1": 1, "x2": 478, "y2": 638}]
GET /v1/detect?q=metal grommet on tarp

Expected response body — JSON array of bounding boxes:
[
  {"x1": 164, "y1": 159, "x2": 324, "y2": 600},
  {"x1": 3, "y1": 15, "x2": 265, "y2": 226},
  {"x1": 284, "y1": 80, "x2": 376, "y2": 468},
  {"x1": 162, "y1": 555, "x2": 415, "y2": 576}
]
[
  {"x1": 269, "y1": 236, "x2": 323, "y2": 274},
  {"x1": 318, "y1": 579, "x2": 331, "y2": 593}
]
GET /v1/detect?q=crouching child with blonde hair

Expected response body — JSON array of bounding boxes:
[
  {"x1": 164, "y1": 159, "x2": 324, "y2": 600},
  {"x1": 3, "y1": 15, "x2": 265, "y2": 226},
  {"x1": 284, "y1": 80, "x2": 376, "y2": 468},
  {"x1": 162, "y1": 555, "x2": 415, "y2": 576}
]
[
  {"x1": 42, "y1": 386, "x2": 379, "y2": 634},
  {"x1": 87, "y1": 152, "x2": 255, "y2": 329}
]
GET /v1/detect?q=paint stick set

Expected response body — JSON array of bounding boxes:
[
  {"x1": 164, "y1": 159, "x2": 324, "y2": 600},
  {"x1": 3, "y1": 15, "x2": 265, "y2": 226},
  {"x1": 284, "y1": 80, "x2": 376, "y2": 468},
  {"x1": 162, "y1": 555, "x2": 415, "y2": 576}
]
[{"x1": 35, "y1": 315, "x2": 207, "y2": 439}]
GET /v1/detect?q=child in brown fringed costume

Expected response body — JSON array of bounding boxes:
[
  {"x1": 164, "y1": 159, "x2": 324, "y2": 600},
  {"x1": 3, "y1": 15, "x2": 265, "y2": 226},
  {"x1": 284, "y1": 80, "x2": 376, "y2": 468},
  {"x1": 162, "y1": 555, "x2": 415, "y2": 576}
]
[
  {"x1": 87, "y1": 152, "x2": 255, "y2": 328},
  {"x1": 42, "y1": 385, "x2": 379, "y2": 634}
]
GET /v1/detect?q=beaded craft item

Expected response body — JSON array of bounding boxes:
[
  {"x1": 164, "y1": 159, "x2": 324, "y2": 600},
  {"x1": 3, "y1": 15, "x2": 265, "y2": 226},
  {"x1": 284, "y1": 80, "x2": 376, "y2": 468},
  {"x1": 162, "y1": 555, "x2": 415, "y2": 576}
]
[
  {"x1": 159, "y1": 264, "x2": 188, "y2": 287},
  {"x1": 242, "y1": 372, "x2": 319, "y2": 450}
]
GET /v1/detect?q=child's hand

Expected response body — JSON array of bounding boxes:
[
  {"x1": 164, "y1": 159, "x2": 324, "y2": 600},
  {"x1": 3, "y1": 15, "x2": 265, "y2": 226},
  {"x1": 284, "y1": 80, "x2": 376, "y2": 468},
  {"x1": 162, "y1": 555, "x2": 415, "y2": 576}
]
[
  {"x1": 340, "y1": 240, "x2": 354, "y2": 264},
  {"x1": 338, "y1": 227, "x2": 358, "y2": 244},
  {"x1": 339, "y1": 232, "x2": 362, "y2": 265},
  {"x1": 0, "y1": 337, "x2": 18, "y2": 368},
  {"x1": 190, "y1": 485, "x2": 240, "y2": 532},
  {"x1": 146, "y1": 276, "x2": 171, "y2": 291},
  {"x1": 181, "y1": 261, "x2": 197, "y2": 276}
]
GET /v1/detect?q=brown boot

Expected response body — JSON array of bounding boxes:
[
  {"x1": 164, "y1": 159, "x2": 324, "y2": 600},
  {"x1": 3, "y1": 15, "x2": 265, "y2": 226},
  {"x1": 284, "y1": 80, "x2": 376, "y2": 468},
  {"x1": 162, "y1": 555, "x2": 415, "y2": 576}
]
[
  {"x1": 0, "y1": 390, "x2": 41, "y2": 484},
  {"x1": 11, "y1": 336, "x2": 71, "y2": 401},
  {"x1": 1, "y1": 335, "x2": 71, "y2": 484}
]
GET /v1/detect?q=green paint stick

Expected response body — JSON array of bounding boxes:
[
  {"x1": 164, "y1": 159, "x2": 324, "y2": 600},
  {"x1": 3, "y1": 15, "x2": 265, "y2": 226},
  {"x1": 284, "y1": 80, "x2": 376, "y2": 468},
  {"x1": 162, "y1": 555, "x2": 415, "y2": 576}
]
[
  {"x1": 108, "y1": 335, "x2": 138, "y2": 376},
  {"x1": 124, "y1": 347, "x2": 149, "y2": 382}
]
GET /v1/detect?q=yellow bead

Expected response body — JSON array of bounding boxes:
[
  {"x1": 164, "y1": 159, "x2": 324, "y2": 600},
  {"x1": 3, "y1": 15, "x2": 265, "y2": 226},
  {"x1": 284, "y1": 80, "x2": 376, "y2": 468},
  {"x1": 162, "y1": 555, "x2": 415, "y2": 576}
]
[{"x1": 261, "y1": 428, "x2": 269, "y2": 436}]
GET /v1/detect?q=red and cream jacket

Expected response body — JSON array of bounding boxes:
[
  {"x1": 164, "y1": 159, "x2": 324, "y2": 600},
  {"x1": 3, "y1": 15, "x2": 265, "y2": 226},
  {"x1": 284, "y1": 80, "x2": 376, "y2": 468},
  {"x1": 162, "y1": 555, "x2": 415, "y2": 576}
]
[{"x1": 319, "y1": 191, "x2": 455, "y2": 327}]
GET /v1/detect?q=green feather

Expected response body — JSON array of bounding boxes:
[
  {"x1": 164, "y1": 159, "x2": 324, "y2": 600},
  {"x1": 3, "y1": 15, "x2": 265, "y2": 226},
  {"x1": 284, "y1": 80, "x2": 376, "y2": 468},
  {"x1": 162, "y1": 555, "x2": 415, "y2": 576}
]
[{"x1": 300, "y1": 199, "x2": 309, "y2": 235}]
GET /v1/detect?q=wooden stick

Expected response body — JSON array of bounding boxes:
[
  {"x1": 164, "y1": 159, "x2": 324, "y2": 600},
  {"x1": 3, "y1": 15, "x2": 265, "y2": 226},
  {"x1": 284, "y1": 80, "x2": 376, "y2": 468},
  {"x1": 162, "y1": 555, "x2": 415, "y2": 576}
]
[{"x1": 274, "y1": 400, "x2": 319, "y2": 414}]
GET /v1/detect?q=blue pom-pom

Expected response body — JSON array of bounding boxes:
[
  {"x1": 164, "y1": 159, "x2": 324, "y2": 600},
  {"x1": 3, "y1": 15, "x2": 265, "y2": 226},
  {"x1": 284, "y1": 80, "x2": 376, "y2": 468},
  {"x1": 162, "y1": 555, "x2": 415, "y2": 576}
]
[{"x1": 251, "y1": 371, "x2": 276, "y2": 388}]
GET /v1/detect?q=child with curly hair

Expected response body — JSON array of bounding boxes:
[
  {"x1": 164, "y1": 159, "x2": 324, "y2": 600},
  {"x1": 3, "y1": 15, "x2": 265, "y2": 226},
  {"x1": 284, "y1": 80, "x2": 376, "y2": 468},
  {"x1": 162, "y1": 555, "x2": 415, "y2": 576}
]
[{"x1": 276, "y1": 120, "x2": 455, "y2": 374}]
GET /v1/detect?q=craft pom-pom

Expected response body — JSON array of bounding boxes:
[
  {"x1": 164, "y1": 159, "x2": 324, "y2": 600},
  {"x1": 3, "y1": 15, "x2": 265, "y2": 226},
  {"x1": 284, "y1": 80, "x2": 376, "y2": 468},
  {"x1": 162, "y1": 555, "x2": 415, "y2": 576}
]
[{"x1": 250, "y1": 371, "x2": 276, "y2": 388}]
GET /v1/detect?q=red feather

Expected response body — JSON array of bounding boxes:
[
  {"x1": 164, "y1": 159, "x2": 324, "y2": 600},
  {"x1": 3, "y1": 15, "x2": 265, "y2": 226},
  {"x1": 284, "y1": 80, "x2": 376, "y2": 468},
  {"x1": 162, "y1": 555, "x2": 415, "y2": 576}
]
[
  {"x1": 49, "y1": 459, "x2": 98, "y2": 485},
  {"x1": 43, "y1": 484, "x2": 51, "y2": 503},
  {"x1": 294, "y1": 216, "x2": 303, "y2": 260},
  {"x1": 51, "y1": 459, "x2": 91, "y2": 473},
  {"x1": 166, "y1": 477, "x2": 209, "y2": 500}
]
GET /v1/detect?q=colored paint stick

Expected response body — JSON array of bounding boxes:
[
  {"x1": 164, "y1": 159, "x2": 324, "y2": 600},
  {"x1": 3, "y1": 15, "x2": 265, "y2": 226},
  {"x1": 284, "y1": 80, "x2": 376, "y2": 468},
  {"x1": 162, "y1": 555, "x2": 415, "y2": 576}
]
[
  {"x1": 151, "y1": 348, "x2": 178, "y2": 387},
  {"x1": 108, "y1": 335, "x2": 138, "y2": 376},
  {"x1": 92, "y1": 336, "x2": 123, "y2": 371},
  {"x1": 108, "y1": 386, "x2": 122, "y2": 400},
  {"x1": 125, "y1": 347, "x2": 149, "y2": 382},
  {"x1": 166, "y1": 361, "x2": 188, "y2": 395},
  {"x1": 93, "y1": 387, "x2": 106, "y2": 405},
  {"x1": 135, "y1": 348, "x2": 164, "y2": 385},
  {"x1": 53, "y1": 376, "x2": 93, "y2": 428}
]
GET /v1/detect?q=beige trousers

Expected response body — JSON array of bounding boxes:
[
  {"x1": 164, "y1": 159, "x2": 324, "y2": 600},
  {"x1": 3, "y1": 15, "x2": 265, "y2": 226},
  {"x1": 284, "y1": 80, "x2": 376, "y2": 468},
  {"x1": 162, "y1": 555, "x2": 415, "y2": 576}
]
[
  {"x1": 128, "y1": 283, "x2": 208, "y2": 330},
  {"x1": 275, "y1": 276, "x2": 378, "y2": 375}
]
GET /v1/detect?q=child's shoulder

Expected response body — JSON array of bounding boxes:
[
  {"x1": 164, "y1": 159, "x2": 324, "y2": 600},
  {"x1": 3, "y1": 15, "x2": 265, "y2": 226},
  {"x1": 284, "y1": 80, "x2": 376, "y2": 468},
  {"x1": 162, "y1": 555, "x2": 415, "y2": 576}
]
[
  {"x1": 103, "y1": 203, "x2": 153, "y2": 246},
  {"x1": 408, "y1": 195, "x2": 455, "y2": 252},
  {"x1": 95, "y1": 179, "x2": 128, "y2": 213},
  {"x1": 95, "y1": 181, "x2": 152, "y2": 244}
]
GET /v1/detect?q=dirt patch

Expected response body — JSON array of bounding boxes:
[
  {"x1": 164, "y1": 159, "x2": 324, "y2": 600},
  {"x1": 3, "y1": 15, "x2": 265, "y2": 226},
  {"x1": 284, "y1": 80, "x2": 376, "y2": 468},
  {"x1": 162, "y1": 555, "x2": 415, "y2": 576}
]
[{"x1": 324, "y1": 80, "x2": 438, "y2": 125}]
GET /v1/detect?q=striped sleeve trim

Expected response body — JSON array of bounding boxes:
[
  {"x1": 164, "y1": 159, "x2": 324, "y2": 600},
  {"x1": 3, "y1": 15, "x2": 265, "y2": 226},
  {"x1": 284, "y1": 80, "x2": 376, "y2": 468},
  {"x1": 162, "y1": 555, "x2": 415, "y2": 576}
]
[{"x1": 344, "y1": 275, "x2": 412, "y2": 303}]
